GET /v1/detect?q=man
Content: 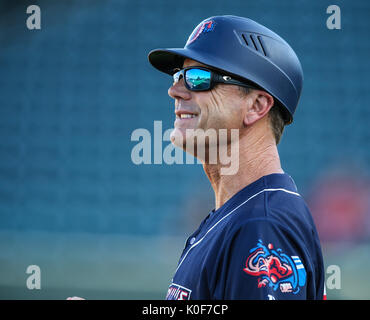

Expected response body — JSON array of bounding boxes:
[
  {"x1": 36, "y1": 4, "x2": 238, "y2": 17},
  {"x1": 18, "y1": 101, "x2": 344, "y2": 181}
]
[{"x1": 148, "y1": 15, "x2": 325, "y2": 300}]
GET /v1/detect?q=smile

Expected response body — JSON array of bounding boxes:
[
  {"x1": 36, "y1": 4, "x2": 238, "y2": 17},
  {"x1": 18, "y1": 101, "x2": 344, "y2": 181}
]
[
  {"x1": 175, "y1": 109, "x2": 199, "y2": 120},
  {"x1": 178, "y1": 114, "x2": 197, "y2": 119}
]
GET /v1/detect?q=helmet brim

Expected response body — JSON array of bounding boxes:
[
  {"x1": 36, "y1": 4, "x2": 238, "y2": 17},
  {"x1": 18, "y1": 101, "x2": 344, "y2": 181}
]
[{"x1": 148, "y1": 48, "x2": 215, "y2": 75}]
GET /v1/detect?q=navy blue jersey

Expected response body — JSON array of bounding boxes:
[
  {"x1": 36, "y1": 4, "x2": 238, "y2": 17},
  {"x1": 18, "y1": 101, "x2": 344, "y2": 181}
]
[{"x1": 166, "y1": 173, "x2": 325, "y2": 300}]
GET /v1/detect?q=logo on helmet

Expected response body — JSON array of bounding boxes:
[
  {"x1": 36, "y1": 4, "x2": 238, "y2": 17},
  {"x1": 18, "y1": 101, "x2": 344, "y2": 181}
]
[
  {"x1": 243, "y1": 239, "x2": 306, "y2": 294},
  {"x1": 186, "y1": 20, "x2": 215, "y2": 45}
]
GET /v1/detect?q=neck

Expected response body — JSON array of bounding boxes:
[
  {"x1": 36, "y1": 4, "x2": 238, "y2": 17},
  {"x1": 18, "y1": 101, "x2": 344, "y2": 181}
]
[{"x1": 203, "y1": 128, "x2": 284, "y2": 210}]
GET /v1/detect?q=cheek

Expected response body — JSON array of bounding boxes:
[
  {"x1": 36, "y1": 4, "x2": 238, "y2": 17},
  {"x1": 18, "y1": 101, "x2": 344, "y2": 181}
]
[
  {"x1": 195, "y1": 88, "x2": 245, "y2": 129},
  {"x1": 208, "y1": 93, "x2": 244, "y2": 128},
  {"x1": 193, "y1": 94, "x2": 212, "y2": 127}
]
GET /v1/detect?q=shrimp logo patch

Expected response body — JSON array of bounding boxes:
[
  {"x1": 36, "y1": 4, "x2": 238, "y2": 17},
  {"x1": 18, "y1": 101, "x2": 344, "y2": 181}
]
[{"x1": 243, "y1": 240, "x2": 306, "y2": 294}]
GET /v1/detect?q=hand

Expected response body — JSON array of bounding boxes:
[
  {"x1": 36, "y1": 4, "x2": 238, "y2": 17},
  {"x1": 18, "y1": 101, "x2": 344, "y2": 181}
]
[{"x1": 66, "y1": 296, "x2": 85, "y2": 300}]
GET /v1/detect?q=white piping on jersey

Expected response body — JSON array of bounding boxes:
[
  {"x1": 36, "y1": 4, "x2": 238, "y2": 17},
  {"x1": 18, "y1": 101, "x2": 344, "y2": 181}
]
[{"x1": 173, "y1": 188, "x2": 301, "y2": 275}]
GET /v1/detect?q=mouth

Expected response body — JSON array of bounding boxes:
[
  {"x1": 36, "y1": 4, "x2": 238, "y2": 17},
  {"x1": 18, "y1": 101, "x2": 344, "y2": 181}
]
[{"x1": 175, "y1": 110, "x2": 199, "y2": 120}]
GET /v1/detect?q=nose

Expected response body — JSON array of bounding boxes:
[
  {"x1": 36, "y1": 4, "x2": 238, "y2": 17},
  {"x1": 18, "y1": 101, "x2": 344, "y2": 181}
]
[{"x1": 168, "y1": 78, "x2": 192, "y2": 100}]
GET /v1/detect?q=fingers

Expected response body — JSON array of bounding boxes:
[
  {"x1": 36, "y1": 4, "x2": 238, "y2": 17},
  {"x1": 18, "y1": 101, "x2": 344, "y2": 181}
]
[{"x1": 66, "y1": 296, "x2": 85, "y2": 300}]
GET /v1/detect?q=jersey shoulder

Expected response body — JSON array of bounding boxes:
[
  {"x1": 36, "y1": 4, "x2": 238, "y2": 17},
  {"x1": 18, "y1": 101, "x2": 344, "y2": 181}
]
[
  {"x1": 223, "y1": 188, "x2": 322, "y2": 266},
  {"x1": 226, "y1": 187, "x2": 314, "y2": 231}
]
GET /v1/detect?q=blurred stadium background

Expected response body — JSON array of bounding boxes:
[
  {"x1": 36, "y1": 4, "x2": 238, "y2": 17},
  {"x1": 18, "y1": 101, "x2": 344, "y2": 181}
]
[{"x1": 0, "y1": 0, "x2": 369, "y2": 299}]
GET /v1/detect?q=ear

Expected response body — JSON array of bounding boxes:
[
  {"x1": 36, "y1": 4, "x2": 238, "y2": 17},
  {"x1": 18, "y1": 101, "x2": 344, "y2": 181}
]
[{"x1": 243, "y1": 91, "x2": 274, "y2": 126}]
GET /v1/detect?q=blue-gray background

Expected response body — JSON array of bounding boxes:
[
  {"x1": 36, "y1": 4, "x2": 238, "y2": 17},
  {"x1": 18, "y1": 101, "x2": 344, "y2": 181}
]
[{"x1": 0, "y1": 0, "x2": 369, "y2": 299}]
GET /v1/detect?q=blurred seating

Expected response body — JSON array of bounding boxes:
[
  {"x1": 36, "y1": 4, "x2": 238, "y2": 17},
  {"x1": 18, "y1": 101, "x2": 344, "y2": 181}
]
[{"x1": 0, "y1": 0, "x2": 369, "y2": 237}]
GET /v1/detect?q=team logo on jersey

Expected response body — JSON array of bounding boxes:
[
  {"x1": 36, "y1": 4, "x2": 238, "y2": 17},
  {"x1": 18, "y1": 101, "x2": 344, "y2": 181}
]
[
  {"x1": 243, "y1": 239, "x2": 306, "y2": 294},
  {"x1": 166, "y1": 283, "x2": 192, "y2": 300},
  {"x1": 186, "y1": 20, "x2": 215, "y2": 45}
]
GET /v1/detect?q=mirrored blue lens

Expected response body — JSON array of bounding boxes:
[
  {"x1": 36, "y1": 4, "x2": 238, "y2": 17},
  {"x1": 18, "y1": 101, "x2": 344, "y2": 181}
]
[{"x1": 185, "y1": 68, "x2": 211, "y2": 90}]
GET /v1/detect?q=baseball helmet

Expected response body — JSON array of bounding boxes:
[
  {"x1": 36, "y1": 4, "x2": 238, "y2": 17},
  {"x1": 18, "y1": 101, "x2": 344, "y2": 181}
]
[{"x1": 148, "y1": 15, "x2": 303, "y2": 124}]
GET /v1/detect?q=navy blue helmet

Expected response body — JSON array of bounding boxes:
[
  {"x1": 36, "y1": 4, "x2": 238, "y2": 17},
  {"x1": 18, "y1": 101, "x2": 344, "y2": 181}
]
[{"x1": 148, "y1": 15, "x2": 303, "y2": 124}]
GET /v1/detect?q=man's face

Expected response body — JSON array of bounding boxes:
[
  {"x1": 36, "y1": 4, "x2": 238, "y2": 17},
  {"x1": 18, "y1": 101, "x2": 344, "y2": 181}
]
[{"x1": 168, "y1": 59, "x2": 250, "y2": 152}]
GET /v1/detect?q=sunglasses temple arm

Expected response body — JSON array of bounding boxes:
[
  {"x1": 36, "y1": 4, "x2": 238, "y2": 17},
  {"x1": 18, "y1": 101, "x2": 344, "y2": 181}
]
[{"x1": 215, "y1": 74, "x2": 257, "y2": 90}]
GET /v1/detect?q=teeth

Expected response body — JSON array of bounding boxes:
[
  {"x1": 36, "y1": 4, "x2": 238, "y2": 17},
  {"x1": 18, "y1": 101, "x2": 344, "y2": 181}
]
[{"x1": 180, "y1": 114, "x2": 196, "y2": 119}]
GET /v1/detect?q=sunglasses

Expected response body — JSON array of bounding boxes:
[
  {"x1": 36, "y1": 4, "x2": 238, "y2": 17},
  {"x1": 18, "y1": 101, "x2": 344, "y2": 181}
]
[{"x1": 172, "y1": 66, "x2": 257, "y2": 92}]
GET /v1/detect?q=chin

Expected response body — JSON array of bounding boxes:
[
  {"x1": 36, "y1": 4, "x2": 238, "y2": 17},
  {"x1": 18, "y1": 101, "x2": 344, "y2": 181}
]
[
  {"x1": 170, "y1": 127, "x2": 196, "y2": 152},
  {"x1": 170, "y1": 127, "x2": 217, "y2": 162},
  {"x1": 170, "y1": 128, "x2": 186, "y2": 149}
]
